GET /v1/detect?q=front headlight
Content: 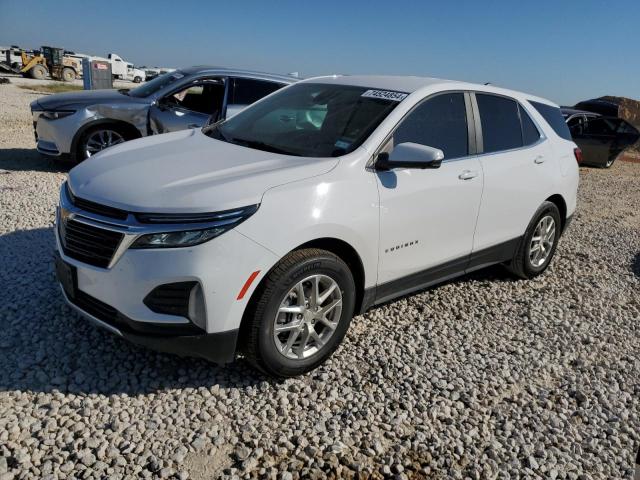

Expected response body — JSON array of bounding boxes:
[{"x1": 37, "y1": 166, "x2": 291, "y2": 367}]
[
  {"x1": 130, "y1": 204, "x2": 259, "y2": 249},
  {"x1": 41, "y1": 110, "x2": 76, "y2": 120},
  {"x1": 131, "y1": 226, "x2": 229, "y2": 248}
]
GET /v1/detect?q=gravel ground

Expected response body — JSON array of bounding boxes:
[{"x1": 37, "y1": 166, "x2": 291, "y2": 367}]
[{"x1": 1, "y1": 78, "x2": 639, "y2": 480}]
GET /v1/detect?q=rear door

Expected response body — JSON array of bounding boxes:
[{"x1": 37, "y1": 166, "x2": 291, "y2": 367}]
[
  {"x1": 471, "y1": 93, "x2": 556, "y2": 255},
  {"x1": 149, "y1": 78, "x2": 226, "y2": 134}
]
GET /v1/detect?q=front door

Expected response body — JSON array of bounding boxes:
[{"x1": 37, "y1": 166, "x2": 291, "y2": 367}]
[
  {"x1": 375, "y1": 92, "x2": 483, "y2": 297},
  {"x1": 149, "y1": 78, "x2": 226, "y2": 134}
]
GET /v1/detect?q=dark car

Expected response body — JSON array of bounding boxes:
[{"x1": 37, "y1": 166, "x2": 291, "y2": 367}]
[
  {"x1": 30, "y1": 67, "x2": 298, "y2": 162},
  {"x1": 562, "y1": 107, "x2": 640, "y2": 168}
]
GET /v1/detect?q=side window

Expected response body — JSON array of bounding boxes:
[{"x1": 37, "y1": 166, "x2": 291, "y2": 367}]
[
  {"x1": 393, "y1": 93, "x2": 468, "y2": 159},
  {"x1": 530, "y1": 101, "x2": 573, "y2": 141},
  {"x1": 583, "y1": 118, "x2": 616, "y2": 136},
  {"x1": 566, "y1": 116, "x2": 585, "y2": 136},
  {"x1": 519, "y1": 104, "x2": 541, "y2": 145},
  {"x1": 476, "y1": 94, "x2": 523, "y2": 153},
  {"x1": 166, "y1": 80, "x2": 225, "y2": 115},
  {"x1": 229, "y1": 79, "x2": 283, "y2": 106}
]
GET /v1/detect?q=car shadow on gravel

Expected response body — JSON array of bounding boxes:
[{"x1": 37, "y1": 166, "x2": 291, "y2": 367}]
[
  {"x1": 632, "y1": 252, "x2": 640, "y2": 278},
  {"x1": 0, "y1": 148, "x2": 70, "y2": 173},
  {"x1": 0, "y1": 227, "x2": 266, "y2": 396}
]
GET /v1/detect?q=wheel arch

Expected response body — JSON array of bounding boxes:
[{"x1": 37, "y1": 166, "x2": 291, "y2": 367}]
[
  {"x1": 70, "y1": 118, "x2": 143, "y2": 162},
  {"x1": 236, "y1": 237, "x2": 367, "y2": 352},
  {"x1": 545, "y1": 194, "x2": 567, "y2": 231}
]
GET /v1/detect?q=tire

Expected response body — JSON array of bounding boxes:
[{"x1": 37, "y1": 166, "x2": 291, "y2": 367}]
[
  {"x1": 61, "y1": 67, "x2": 76, "y2": 82},
  {"x1": 76, "y1": 125, "x2": 128, "y2": 162},
  {"x1": 603, "y1": 155, "x2": 617, "y2": 168},
  {"x1": 133, "y1": 76, "x2": 142, "y2": 83},
  {"x1": 507, "y1": 201, "x2": 562, "y2": 279},
  {"x1": 242, "y1": 248, "x2": 356, "y2": 378},
  {"x1": 30, "y1": 64, "x2": 47, "y2": 80}
]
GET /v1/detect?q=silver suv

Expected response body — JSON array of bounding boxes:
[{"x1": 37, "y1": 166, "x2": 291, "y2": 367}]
[{"x1": 30, "y1": 67, "x2": 297, "y2": 162}]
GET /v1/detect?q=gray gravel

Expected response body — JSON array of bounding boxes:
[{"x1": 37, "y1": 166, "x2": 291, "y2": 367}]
[{"x1": 1, "y1": 77, "x2": 639, "y2": 479}]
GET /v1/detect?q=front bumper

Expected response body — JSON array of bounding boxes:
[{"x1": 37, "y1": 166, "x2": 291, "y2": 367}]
[
  {"x1": 32, "y1": 109, "x2": 85, "y2": 157},
  {"x1": 59, "y1": 286, "x2": 239, "y2": 363},
  {"x1": 54, "y1": 185, "x2": 279, "y2": 361}
]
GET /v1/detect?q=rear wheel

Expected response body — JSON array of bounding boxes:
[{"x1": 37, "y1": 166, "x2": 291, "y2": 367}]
[
  {"x1": 508, "y1": 201, "x2": 561, "y2": 279},
  {"x1": 29, "y1": 64, "x2": 47, "y2": 80},
  {"x1": 77, "y1": 126, "x2": 127, "y2": 161},
  {"x1": 61, "y1": 67, "x2": 76, "y2": 82},
  {"x1": 603, "y1": 155, "x2": 617, "y2": 168},
  {"x1": 242, "y1": 249, "x2": 356, "y2": 377}
]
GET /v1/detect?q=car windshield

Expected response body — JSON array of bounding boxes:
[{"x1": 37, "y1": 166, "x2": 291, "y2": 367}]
[
  {"x1": 127, "y1": 70, "x2": 186, "y2": 98},
  {"x1": 205, "y1": 83, "x2": 403, "y2": 157}
]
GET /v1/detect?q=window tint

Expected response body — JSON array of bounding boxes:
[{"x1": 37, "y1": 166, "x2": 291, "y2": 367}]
[
  {"x1": 393, "y1": 93, "x2": 468, "y2": 159},
  {"x1": 476, "y1": 94, "x2": 523, "y2": 153},
  {"x1": 166, "y1": 81, "x2": 225, "y2": 115},
  {"x1": 583, "y1": 118, "x2": 616, "y2": 136},
  {"x1": 530, "y1": 101, "x2": 572, "y2": 141},
  {"x1": 230, "y1": 79, "x2": 283, "y2": 106},
  {"x1": 519, "y1": 105, "x2": 541, "y2": 146}
]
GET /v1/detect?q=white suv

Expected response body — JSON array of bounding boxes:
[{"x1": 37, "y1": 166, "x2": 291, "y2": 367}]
[{"x1": 55, "y1": 75, "x2": 580, "y2": 377}]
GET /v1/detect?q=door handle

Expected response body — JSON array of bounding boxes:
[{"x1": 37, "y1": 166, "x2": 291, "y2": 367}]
[
  {"x1": 458, "y1": 170, "x2": 479, "y2": 180},
  {"x1": 187, "y1": 123, "x2": 200, "y2": 129},
  {"x1": 534, "y1": 155, "x2": 545, "y2": 164}
]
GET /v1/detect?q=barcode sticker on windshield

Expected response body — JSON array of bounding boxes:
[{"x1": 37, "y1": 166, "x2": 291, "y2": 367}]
[{"x1": 361, "y1": 90, "x2": 408, "y2": 102}]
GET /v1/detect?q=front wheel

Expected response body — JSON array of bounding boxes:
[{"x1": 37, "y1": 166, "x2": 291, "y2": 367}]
[
  {"x1": 61, "y1": 67, "x2": 76, "y2": 82},
  {"x1": 133, "y1": 76, "x2": 142, "y2": 83},
  {"x1": 242, "y1": 249, "x2": 356, "y2": 377},
  {"x1": 30, "y1": 64, "x2": 47, "y2": 80},
  {"x1": 76, "y1": 126, "x2": 127, "y2": 161},
  {"x1": 508, "y1": 201, "x2": 561, "y2": 279}
]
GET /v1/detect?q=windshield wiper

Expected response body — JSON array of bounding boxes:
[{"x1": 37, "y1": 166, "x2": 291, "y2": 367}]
[{"x1": 230, "y1": 137, "x2": 299, "y2": 156}]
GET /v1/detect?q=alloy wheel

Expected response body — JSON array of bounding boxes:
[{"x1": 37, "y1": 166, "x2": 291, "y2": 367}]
[
  {"x1": 529, "y1": 215, "x2": 556, "y2": 268},
  {"x1": 84, "y1": 129, "x2": 125, "y2": 157},
  {"x1": 273, "y1": 274, "x2": 342, "y2": 360}
]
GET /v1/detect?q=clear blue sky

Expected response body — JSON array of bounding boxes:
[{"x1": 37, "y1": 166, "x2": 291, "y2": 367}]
[{"x1": 1, "y1": 0, "x2": 638, "y2": 105}]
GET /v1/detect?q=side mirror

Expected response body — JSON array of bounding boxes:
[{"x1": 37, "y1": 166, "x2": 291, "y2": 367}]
[{"x1": 376, "y1": 142, "x2": 444, "y2": 170}]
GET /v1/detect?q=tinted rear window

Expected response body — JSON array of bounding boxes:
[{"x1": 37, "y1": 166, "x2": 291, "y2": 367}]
[
  {"x1": 476, "y1": 94, "x2": 523, "y2": 153},
  {"x1": 519, "y1": 105, "x2": 541, "y2": 146},
  {"x1": 530, "y1": 101, "x2": 572, "y2": 140}
]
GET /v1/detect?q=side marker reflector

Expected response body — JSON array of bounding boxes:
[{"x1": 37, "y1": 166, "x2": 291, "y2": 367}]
[{"x1": 237, "y1": 270, "x2": 260, "y2": 300}]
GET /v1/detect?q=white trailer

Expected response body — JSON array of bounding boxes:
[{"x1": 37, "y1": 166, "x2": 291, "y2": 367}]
[{"x1": 106, "y1": 53, "x2": 146, "y2": 83}]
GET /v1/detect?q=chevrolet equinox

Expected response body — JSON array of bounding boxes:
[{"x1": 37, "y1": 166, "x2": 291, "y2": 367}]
[{"x1": 55, "y1": 75, "x2": 580, "y2": 377}]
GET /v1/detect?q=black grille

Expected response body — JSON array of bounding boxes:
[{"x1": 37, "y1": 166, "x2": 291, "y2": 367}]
[
  {"x1": 68, "y1": 185, "x2": 128, "y2": 220},
  {"x1": 60, "y1": 219, "x2": 123, "y2": 268},
  {"x1": 143, "y1": 282, "x2": 196, "y2": 318},
  {"x1": 72, "y1": 290, "x2": 204, "y2": 336},
  {"x1": 74, "y1": 290, "x2": 118, "y2": 324}
]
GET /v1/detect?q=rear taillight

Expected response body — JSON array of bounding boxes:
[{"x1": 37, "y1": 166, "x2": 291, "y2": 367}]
[{"x1": 574, "y1": 147, "x2": 583, "y2": 164}]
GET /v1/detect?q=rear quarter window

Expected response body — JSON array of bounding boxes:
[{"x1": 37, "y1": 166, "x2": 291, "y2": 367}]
[{"x1": 529, "y1": 101, "x2": 572, "y2": 141}]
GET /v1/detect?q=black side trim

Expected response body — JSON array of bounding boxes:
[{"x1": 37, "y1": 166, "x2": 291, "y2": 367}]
[
  {"x1": 466, "y1": 237, "x2": 520, "y2": 272},
  {"x1": 375, "y1": 255, "x2": 469, "y2": 305},
  {"x1": 369, "y1": 237, "x2": 521, "y2": 308}
]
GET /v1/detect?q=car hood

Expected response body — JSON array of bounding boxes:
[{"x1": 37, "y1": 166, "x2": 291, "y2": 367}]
[
  {"x1": 68, "y1": 129, "x2": 339, "y2": 213},
  {"x1": 33, "y1": 89, "x2": 148, "y2": 111}
]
